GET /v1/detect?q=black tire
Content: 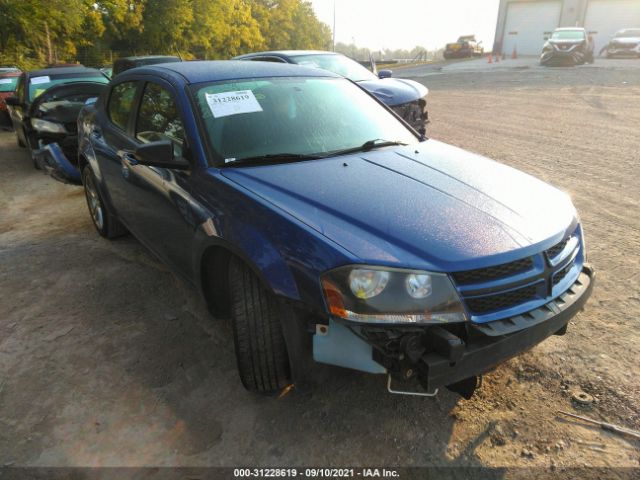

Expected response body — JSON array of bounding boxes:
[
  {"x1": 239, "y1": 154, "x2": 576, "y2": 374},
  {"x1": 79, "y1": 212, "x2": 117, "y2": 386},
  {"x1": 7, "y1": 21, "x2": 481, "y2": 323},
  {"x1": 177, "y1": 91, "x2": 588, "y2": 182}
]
[
  {"x1": 82, "y1": 166, "x2": 127, "y2": 239},
  {"x1": 229, "y1": 257, "x2": 291, "y2": 394},
  {"x1": 28, "y1": 141, "x2": 40, "y2": 170}
]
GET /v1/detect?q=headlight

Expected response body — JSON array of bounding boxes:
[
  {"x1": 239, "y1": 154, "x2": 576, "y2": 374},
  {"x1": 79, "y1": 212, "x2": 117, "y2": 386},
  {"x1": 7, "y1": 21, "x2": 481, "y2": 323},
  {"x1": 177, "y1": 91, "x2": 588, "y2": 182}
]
[
  {"x1": 31, "y1": 118, "x2": 66, "y2": 134},
  {"x1": 349, "y1": 269, "x2": 390, "y2": 299},
  {"x1": 321, "y1": 265, "x2": 467, "y2": 324}
]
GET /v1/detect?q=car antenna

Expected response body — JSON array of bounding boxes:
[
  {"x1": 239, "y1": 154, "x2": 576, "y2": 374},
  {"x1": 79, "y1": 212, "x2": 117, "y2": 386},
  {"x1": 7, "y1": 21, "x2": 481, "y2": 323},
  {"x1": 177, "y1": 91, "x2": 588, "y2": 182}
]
[{"x1": 173, "y1": 44, "x2": 184, "y2": 61}]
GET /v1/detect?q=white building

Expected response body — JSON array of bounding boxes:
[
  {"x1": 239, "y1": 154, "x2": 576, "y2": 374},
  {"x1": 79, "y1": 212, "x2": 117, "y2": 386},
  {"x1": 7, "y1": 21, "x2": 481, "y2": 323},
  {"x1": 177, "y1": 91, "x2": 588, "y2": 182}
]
[{"x1": 493, "y1": 0, "x2": 640, "y2": 55}]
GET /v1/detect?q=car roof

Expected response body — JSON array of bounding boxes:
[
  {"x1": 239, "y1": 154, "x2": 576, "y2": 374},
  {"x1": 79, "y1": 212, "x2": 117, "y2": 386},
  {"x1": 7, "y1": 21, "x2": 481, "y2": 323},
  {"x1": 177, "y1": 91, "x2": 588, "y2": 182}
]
[
  {"x1": 26, "y1": 66, "x2": 103, "y2": 78},
  {"x1": 235, "y1": 50, "x2": 338, "y2": 59},
  {"x1": 554, "y1": 27, "x2": 586, "y2": 31},
  {"x1": 124, "y1": 60, "x2": 340, "y2": 85},
  {"x1": 116, "y1": 55, "x2": 181, "y2": 62}
]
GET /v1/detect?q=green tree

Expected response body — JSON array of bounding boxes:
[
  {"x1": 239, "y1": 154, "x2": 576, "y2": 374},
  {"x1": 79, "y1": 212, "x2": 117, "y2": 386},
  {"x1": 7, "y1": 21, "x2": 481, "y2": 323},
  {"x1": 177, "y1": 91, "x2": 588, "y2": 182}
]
[
  {"x1": 141, "y1": 0, "x2": 193, "y2": 54},
  {"x1": 190, "y1": 0, "x2": 264, "y2": 59},
  {"x1": 252, "y1": 0, "x2": 330, "y2": 51},
  {"x1": 289, "y1": 1, "x2": 332, "y2": 50},
  {"x1": 0, "y1": 0, "x2": 331, "y2": 69}
]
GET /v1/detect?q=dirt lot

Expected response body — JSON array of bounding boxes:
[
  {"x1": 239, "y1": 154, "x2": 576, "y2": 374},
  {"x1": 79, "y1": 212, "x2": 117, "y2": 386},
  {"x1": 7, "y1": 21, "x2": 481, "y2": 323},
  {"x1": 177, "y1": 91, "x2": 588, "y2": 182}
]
[{"x1": 0, "y1": 59, "x2": 639, "y2": 473}]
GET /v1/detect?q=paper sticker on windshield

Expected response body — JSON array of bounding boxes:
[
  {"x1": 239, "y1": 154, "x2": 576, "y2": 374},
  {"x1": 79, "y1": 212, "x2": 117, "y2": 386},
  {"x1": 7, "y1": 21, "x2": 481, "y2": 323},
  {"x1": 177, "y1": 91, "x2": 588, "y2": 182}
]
[
  {"x1": 205, "y1": 90, "x2": 263, "y2": 118},
  {"x1": 30, "y1": 76, "x2": 50, "y2": 85},
  {"x1": 0, "y1": 78, "x2": 13, "y2": 85}
]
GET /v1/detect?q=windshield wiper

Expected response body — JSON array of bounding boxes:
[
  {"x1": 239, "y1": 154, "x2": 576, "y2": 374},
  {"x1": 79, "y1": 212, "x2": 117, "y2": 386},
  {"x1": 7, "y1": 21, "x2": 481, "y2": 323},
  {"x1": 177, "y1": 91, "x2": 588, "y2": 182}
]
[
  {"x1": 327, "y1": 139, "x2": 409, "y2": 157},
  {"x1": 224, "y1": 153, "x2": 325, "y2": 167},
  {"x1": 224, "y1": 139, "x2": 408, "y2": 167}
]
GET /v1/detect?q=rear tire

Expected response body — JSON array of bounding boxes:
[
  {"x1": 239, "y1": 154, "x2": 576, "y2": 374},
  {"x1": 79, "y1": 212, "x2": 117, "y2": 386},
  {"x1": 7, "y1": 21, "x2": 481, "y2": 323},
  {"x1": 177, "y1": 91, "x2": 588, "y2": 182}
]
[
  {"x1": 229, "y1": 257, "x2": 291, "y2": 394},
  {"x1": 82, "y1": 166, "x2": 127, "y2": 239}
]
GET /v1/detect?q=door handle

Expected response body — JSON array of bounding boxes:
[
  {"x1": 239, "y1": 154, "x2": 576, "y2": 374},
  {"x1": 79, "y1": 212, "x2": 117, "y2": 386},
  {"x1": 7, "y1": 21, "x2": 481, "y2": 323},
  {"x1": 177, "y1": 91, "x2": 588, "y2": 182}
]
[
  {"x1": 118, "y1": 150, "x2": 138, "y2": 180},
  {"x1": 118, "y1": 150, "x2": 138, "y2": 166}
]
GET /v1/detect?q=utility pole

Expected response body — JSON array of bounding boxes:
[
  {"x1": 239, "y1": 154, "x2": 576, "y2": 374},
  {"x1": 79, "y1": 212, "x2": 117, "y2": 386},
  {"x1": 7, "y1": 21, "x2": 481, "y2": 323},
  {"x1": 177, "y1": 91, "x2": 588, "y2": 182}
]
[{"x1": 332, "y1": 0, "x2": 336, "y2": 52}]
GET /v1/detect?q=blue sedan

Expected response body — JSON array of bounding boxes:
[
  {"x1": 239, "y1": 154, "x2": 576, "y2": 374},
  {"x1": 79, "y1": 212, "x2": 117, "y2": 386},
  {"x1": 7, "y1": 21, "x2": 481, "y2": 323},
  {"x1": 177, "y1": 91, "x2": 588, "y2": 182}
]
[{"x1": 78, "y1": 61, "x2": 594, "y2": 397}]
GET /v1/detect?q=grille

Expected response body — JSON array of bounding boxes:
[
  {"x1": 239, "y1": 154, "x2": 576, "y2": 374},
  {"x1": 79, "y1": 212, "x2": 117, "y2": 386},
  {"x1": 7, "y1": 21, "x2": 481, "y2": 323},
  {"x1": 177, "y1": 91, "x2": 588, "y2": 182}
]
[
  {"x1": 553, "y1": 261, "x2": 574, "y2": 286},
  {"x1": 465, "y1": 284, "x2": 538, "y2": 314},
  {"x1": 452, "y1": 257, "x2": 533, "y2": 285},
  {"x1": 546, "y1": 237, "x2": 570, "y2": 259}
]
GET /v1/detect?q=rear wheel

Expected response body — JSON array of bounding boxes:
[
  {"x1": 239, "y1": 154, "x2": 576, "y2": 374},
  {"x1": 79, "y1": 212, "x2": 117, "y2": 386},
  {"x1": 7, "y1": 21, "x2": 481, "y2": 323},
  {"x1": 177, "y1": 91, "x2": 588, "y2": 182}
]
[
  {"x1": 229, "y1": 257, "x2": 291, "y2": 394},
  {"x1": 82, "y1": 166, "x2": 127, "y2": 239}
]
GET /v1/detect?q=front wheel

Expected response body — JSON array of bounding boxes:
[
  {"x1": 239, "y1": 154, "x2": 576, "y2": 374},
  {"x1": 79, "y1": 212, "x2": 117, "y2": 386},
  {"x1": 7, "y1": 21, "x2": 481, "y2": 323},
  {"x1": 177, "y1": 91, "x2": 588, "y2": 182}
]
[
  {"x1": 229, "y1": 257, "x2": 292, "y2": 394},
  {"x1": 82, "y1": 166, "x2": 127, "y2": 239},
  {"x1": 27, "y1": 140, "x2": 40, "y2": 169},
  {"x1": 16, "y1": 130, "x2": 25, "y2": 148}
]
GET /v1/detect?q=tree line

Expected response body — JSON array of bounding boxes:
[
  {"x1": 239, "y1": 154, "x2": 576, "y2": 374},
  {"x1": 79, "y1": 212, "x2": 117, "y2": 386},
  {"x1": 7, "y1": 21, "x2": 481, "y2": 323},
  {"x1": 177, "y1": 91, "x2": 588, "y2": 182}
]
[
  {"x1": 0, "y1": 0, "x2": 332, "y2": 70},
  {"x1": 334, "y1": 42, "x2": 440, "y2": 63}
]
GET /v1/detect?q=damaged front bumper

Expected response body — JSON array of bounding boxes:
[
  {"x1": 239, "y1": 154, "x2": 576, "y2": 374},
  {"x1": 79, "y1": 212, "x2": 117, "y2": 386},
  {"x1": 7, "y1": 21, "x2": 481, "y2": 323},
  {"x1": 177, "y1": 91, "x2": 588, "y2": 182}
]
[
  {"x1": 540, "y1": 49, "x2": 589, "y2": 66},
  {"x1": 314, "y1": 264, "x2": 594, "y2": 397},
  {"x1": 390, "y1": 98, "x2": 429, "y2": 136},
  {"x1": 606, "y1": 46, "x2": 640, "y2": 57},
  {"x1": 33, "y1": 141, "x2": 81, "y2": 185}
]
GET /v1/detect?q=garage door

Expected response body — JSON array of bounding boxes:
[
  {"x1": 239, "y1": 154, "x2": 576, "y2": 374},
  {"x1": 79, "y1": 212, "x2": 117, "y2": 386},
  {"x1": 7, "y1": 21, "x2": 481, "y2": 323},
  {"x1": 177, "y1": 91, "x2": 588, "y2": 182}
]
[
  {"x1": 585, "y1": 0, "x2": 640, "y2": 54},
  {"x1": 502, "y1": 1, "x2": 562, "y2": 56}
]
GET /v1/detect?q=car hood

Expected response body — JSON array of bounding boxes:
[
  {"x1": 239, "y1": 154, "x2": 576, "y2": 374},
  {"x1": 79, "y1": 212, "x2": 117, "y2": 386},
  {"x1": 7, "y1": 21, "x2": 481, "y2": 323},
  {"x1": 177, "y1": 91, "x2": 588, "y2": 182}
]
[
  {"x1": 220, "y1": 140, "x2": 577, "y2": 272},
  {"x1": 356, "y1": 78, "x2": 428, "y2": 107}
]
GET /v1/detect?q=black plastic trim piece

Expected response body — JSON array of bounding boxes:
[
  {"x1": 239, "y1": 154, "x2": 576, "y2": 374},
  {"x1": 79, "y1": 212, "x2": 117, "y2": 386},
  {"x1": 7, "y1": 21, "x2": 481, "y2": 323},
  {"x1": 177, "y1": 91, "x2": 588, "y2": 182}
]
[{"x1": 419, "y1": 265, "x2": 594, "y2": 391}]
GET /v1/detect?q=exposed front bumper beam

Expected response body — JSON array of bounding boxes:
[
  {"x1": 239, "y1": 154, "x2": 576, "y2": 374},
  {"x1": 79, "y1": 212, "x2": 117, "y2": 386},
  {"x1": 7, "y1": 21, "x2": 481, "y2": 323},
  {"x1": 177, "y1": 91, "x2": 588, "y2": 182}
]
[
  {"x1": 419, "y1": 265, "x2": 594, "y2": 392},
  {"x1": 33, "y1": 142, "x2": 81, "y2": 185}
]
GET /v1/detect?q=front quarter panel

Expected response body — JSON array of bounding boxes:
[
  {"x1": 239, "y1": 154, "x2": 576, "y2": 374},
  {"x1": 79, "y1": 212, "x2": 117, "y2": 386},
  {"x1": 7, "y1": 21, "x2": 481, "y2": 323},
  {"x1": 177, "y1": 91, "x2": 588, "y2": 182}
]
[{"x1": 190, "y1": 169, "x2": 354, "y2": 311}]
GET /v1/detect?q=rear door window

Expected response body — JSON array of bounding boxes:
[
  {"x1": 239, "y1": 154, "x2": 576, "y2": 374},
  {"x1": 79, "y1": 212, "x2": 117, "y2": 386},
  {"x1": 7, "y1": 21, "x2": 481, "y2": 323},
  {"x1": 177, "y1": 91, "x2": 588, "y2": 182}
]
[
  {"x1": 108, "y1": 81, "x2": 139, "y2": 131},
  {"x1": 135, "y1": 82, "x2": 184, "y2": 156}
]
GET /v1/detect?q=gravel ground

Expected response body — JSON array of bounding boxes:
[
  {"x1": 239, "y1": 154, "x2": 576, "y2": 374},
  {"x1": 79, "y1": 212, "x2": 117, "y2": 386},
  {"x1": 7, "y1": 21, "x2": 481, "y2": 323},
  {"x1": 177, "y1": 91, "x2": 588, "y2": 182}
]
[{"x1": 0, "y1": 60, "x2": 638, "y2": 474}]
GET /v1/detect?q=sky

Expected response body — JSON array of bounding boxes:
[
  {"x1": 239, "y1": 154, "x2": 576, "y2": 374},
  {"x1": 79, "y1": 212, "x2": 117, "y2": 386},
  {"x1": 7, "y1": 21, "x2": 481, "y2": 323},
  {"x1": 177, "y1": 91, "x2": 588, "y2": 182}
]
[{"x1": 309, "y1": 0, "x2": 501, "y2": 51}]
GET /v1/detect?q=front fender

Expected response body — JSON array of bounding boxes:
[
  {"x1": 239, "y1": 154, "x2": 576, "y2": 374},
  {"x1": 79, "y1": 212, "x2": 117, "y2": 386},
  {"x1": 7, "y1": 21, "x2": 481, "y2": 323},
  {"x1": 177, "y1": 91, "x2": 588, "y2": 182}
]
[
  {"x1": 191, "y1": 170, "x2": 354, "y2": 311},
  {"x1": 193, "y1": 225, "x2": 301, "y2": 302}
]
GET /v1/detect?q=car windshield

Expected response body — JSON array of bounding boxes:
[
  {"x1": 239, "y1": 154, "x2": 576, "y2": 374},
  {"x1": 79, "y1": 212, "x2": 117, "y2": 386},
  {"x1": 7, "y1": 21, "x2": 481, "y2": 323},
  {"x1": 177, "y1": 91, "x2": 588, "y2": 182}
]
[
  {"x1": 615, "y1": 29, "x2": 640, "y2": 37},
  {"x1": 551, "y1": 30, "x2": 585, "y2": 40},
  {"x1": 289, "y1": 54, "x2": 377, "y2": 82},
  {"x1": 192, "y1": 76, "x2": 418, "y2": 166},
  {"x1": 0, "y1": 76, "x2": 19, "y2": 92},
  {"x1": 28, "y1": 73, "x2": 108, "y2": 100}
]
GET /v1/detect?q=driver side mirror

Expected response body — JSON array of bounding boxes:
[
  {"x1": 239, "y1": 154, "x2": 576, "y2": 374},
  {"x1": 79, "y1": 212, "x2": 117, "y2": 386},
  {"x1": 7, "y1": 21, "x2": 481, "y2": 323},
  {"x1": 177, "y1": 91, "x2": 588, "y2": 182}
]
[
  {"x1": 378, "y1": 69, "x2": 393, "y2": 79},
  {"x1": 134, "y1": 140, "x2": 189, "y2": 169},
  {"x1": 5, "y1": 96, "x2": 21, "y2": 107}
]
